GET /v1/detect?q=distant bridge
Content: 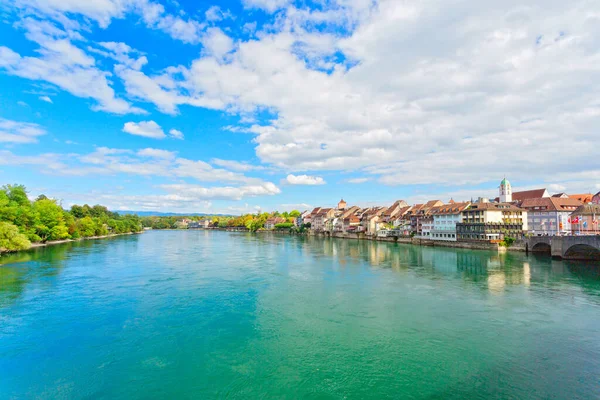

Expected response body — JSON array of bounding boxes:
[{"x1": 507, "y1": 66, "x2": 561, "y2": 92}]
[{"x1": 527, "y1": 236, "x2": 600, "y2": 261}]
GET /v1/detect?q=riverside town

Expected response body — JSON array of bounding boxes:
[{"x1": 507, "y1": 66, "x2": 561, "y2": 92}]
[{"x1": 180, "y1": 178, "x2": 600, "y2": 239}]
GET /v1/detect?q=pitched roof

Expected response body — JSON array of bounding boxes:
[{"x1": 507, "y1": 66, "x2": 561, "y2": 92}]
[
  {"x1": 569, "y1": 193, "x2": 593, "y2": 203},
  {"x1": 520, "y1": 197, "x2": 582, "y2": 212},
  {"x1": 512, "y1": 189, "x2": 548, "y2": 202},
  {"x1": 425, "y1": 200, "x2": 443, "y2": 208},
  {"x1": 465, "y1": 202, "x2": 524, "y2": 212},
  {"x1": 431, "y1": 202, "x2": 471, "y2": 215},
  {"x1": 382, "y1": 200, "x2": 409, "y2": 216},
  {"x1": 315, "y1": 208, "x2": 333, "y2": 216},
  {"x1": 344, "y1": 215, "x2": 361, "y2": 222},
  {"x1": 340, "y1": 205, "x2": 360, "y2": 219},
  {"x1": 571, "y1": 204, "x2": 600, "y2": 216},
  {"x1": 362, "y1": 206, "x2": 388, "y2": 217}
]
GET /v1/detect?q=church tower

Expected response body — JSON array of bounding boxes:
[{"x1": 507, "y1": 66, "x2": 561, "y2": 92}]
[
  {"x1": 337, "y1": 198, "x2": 347, "y2": 210},
  {"x1": 499, "y1": 178, "x2": 512, "y2": 203}
]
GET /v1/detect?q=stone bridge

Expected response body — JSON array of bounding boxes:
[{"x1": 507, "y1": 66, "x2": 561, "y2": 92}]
[{"x1": 527, "y1": 236, "x2": 600, "y2": 260}]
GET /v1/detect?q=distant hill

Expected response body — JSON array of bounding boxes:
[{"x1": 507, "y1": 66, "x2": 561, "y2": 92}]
[{"x1": 115, "y1": 211, "x2": 236, "y2": 217}]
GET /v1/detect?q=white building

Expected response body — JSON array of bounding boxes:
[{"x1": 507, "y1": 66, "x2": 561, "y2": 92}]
[
  {"x1": 420, "y1": 216, "x2": 434, "y2": 239},
  {"x1": 312, "y1": 208, "x2": 335, "y2": 232},
  {"x1": 499, "y1": 178, "x2": 512, "y2": 203},
  {"x1": 520, "y1": 197, "x2": 582, "y2": 235},
  {"x1": 431, "y1": 202, "x2": 471, "y2": 241}
]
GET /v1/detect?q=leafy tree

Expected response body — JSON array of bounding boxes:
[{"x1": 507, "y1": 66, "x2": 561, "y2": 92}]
[
  {"x1": 33, "y1": 198, "x2": 70, "y2": 242},
  {"x1": 289, "y1": 210, "x2": 301, "y2": 218},
  {"x1": 70, "y1": 205, "x2": 88, "y2": 219},
  {"x1": 77, "y1": 217, "x2": 97, "y2": 238},
  {"x1": 274, "y1": 223, "x2": 294, "y2": 230},
  {"x1": 3, "y1": 184, "x2": 29, "y2": 206},
  {"x1": 0, "y1": 222, "x2": 31, "y2": 252}
]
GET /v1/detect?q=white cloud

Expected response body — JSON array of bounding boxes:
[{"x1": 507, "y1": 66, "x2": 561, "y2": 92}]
[
  {"x1": 173, "y1": 159, "x2": 262, "y2": 183},
  {"x1": 285, "y1": 174, "x2": 326, "y2": 185},
  {"x1": 137, "y1": 148, "x2": 176, "y2": 159},
  {"x1": 39, "y1": 95, "x2": 53, "y2": 103},
  {"x1": 169, "y1": 128, "x2": 184, "y2": 139},
  {"x1": 17, "y1": 101, "x2": 28, "y2": 106},
  {"x1": 93, "y1": 41, "x2": 148, "y2": 70},
  {"x1": 211, "y1": 159, "x2": 264, "y2": 172},
  {"x1": 279, "y1": 203, "x2": 312, "y2": 211},
  {"x1": 123, "y1": 121, "x2": 166, "y2": 139},
  {"x1": 242, "y1": 0, "x2": 290, "y2": 13},
  {"x1": 205, "y1": 6, "x2": 232, "y2": 22},
  {"x1": 0, "y1": 118, "x2": 46, "y2": 143},
  {"x1": 159, "y1": 0, "x2": 599, "y2": 188},
  {"x1": 0, "y1": 150, "x2": 65, "y2": 169},
  {"x1": 201, "y1": 28, "x2": 234, "y2": 59},
  {"x1": 160, "y1": 182, "x2": 281, "y2": 200},
  {"x1": 138, "y1": 1, "x2": 205, "y2": 44},
  {"x1": 346, "y1": 177, "x2": 369, "y2": 184},
  {"x1": 0, "y1": 19, "x2": 145, "y2": 115},
  {"x1": 1, "y1": 147, "x2": 282, "y2": 204},
  {"x1": 11, "y1": 0, "x2": 205, "y2": 43},
  {"x1": 4, "y1": 0, "x2": 600, "y2": 192}
]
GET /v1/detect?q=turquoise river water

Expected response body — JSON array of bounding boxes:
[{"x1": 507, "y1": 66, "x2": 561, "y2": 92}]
[{"x1": 1, "y1": 230, "x2": 600, "y2": 399}]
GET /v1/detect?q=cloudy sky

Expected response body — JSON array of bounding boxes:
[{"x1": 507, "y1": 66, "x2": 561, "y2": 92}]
[{"x1": 1, "y1": 0, "x2": 599, "y2": 214}]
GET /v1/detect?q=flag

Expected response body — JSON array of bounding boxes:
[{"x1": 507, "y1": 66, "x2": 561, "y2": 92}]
[{"x1": 583, "y1": 221, "x2": 588, "y2": 228}]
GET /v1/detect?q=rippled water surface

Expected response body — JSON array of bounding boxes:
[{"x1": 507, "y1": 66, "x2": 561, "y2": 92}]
[{"x1": 1, "y1": 231, "x2": 600, "y2": 399}]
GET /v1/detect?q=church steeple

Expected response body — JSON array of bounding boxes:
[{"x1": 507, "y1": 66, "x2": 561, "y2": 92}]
[
  {"x1": 499, "y1": 177, "x2": 512, "y2": 203},
  {"x1": 337, "y1": 198, "x2": 347, "y2": 210}
]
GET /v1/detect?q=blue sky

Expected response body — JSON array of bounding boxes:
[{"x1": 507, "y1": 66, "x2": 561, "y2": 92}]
[{"x1": 1, "y1": 0, "x2": 599, "y2": 214}]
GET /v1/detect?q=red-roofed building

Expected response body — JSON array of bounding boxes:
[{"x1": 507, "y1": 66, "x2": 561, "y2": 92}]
[
  {"x1": 520, "y1": 197, "x2": 582, "y2": 235},
  {"x1": 265, "y1": 217, "x2": 286, "y2": 230},
  {"x1": 569, "y1": 193, "x2": 593, "y2": 203}
]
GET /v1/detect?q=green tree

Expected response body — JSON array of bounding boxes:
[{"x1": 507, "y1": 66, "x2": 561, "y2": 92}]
[
  {"x1": 77, "y1": 216, "x2": 96, "y2": 238},
  {"x1": 70, "y1": 205, "x2": 88, "y2": 219},
  {"x1": 33, "y1": 198, "x2": 70, "y2": 242},
  {"x1": 0, "y1": 222, "x2": 31, "y2": 252},
  {"x1": 289, "y1": 210, "x2": 301, "y2": 218},
  {"x1": 3, "y1": 184, "x2": 29, "y2": 206}
]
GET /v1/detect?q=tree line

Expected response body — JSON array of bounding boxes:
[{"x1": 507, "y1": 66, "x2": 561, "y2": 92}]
[
  {"x1": 140, "y1": 210, "x2": 303, "y2": 232},
  {"x1": 0, "y1": 184, "x2": 143, "y2": 253}
]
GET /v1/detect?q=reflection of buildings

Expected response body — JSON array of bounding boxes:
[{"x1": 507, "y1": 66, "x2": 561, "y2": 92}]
[{"x1": 294, "y1": 234, "x2": 595, "y2": 296}]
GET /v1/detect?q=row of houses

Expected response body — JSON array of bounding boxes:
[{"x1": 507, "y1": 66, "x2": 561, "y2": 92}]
[{"x1": 299, "y1": 179, "x2": 600, "y2": 242}]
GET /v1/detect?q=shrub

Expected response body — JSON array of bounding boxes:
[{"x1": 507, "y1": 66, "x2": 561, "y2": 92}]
[
  {"x1": 0, "y1": 222, "x2": 31, "y2": 252},
  {"x1": 274, "y1": 223, "x2": 294, "y2": 230},
  {"x1": 500, "y1": 237, "x2": 515, "y2": 248}
]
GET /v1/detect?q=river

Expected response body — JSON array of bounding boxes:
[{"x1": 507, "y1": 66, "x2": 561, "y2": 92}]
[{"x1": 1, "y1": 230, "x2": 599, "y2": 399}]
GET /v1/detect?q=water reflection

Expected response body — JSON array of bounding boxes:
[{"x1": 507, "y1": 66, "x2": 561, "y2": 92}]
[
  {"x1": 0, "y1": 238, "x2": 133, "y2": 308},
  {"x1": 254, "y1": 234, "x2": 600, "y2": 296},
  {"x1": 2, "y1": 233, "x2": 600, "y2": 310}
]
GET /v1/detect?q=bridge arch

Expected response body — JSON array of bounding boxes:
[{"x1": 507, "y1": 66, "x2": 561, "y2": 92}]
[
  {"x1": 531, "y1": 242, "x2": 551, "y2": 254},
  {"x1": 563, "y1": 244, "x2": 600, "y2": 261}
]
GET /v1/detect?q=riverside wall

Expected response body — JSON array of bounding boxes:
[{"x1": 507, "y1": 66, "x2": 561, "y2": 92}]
[
  {"x1": 303, "y1": 231, "x2": 526, "y2": 253},
  {"x1": 166, "y1": 227, "x2": 526, "y2": 254}
]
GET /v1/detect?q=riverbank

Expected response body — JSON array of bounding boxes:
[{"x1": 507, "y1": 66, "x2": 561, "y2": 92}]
[
  {"x1": 197, "y1": 227, "x2": 526, "y2": 253},
  {"x1": 1, "y1": 232, "x2": 143, "y2": 255},
  {"x1": 306, "y1": 231, "x2": 527, "y2": 253}
]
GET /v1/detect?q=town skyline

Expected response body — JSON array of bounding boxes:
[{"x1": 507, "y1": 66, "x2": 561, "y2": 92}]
[{"x1": 1, "y1": 0, "x2": 600, "y2": 214}]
